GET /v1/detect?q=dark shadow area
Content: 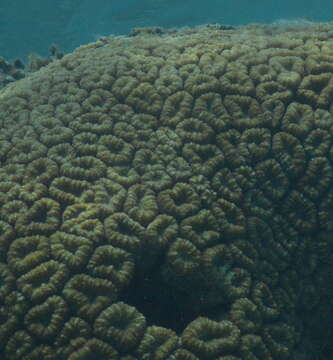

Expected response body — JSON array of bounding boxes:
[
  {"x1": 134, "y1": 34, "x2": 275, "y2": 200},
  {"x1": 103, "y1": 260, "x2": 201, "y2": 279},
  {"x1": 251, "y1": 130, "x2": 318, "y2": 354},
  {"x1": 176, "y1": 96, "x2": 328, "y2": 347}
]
[
  {"x1": 119, "y1": 267, "x2": 196, "y2": 333},
  {"x1": 119, "y1": 261, "x2": 222, "y2": 334}
]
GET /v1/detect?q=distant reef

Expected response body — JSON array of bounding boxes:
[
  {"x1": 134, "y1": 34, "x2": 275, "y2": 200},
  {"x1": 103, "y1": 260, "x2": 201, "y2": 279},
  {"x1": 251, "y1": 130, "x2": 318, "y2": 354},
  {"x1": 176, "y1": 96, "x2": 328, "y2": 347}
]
[{"x1": 0, "y1": 45, "x2": 64, "y2": 89}]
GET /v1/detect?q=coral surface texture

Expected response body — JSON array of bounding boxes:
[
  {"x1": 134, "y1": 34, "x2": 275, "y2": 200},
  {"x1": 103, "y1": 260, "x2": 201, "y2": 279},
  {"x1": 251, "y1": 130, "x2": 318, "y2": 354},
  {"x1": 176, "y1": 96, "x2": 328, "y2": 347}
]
[{"x1": 0, "y1": 24, "x2": 332, "y2": 360}]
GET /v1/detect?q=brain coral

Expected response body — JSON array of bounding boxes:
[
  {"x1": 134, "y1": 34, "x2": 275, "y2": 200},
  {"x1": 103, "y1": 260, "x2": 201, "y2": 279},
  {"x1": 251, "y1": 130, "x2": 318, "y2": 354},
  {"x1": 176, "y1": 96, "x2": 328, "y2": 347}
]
[{"x1": 0, "y1": 23, "x2": 333, "y2": 360}]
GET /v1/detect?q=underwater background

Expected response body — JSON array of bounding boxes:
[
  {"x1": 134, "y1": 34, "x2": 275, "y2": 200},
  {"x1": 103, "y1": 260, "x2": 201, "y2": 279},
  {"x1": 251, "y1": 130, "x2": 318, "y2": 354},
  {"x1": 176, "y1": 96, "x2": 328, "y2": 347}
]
[{"x1": 1, "y1": 0, "x2": 333, "y2": 60}]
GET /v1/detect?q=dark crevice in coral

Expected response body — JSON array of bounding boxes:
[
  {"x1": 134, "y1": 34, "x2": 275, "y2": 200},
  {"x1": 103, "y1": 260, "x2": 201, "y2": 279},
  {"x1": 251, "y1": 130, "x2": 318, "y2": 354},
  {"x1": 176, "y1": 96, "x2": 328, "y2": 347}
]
[{"x1": 119, "y1": 263, "x2": 216, "y2": 334}]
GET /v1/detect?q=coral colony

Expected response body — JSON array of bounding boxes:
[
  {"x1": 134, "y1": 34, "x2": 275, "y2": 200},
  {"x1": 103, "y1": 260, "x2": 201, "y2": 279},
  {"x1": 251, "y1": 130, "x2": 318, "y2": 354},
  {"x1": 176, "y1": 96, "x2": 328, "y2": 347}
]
[{"x1": 0, "y1": 23, "x2": 332, "y2": 359}]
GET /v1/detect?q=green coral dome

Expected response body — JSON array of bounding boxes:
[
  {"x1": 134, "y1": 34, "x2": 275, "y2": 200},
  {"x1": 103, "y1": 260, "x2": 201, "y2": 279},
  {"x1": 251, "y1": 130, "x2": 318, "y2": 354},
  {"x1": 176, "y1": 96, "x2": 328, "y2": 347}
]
[{"x1": 0, "y1": 24, "x2": 333, "y2": 360}]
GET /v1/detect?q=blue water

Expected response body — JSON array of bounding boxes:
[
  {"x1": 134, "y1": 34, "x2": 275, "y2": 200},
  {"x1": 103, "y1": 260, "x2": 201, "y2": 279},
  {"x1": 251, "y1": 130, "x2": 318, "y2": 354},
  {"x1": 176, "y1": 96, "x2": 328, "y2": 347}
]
[{"x1": 1, "y1": 0, "x2": 333, "y2": 61}]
